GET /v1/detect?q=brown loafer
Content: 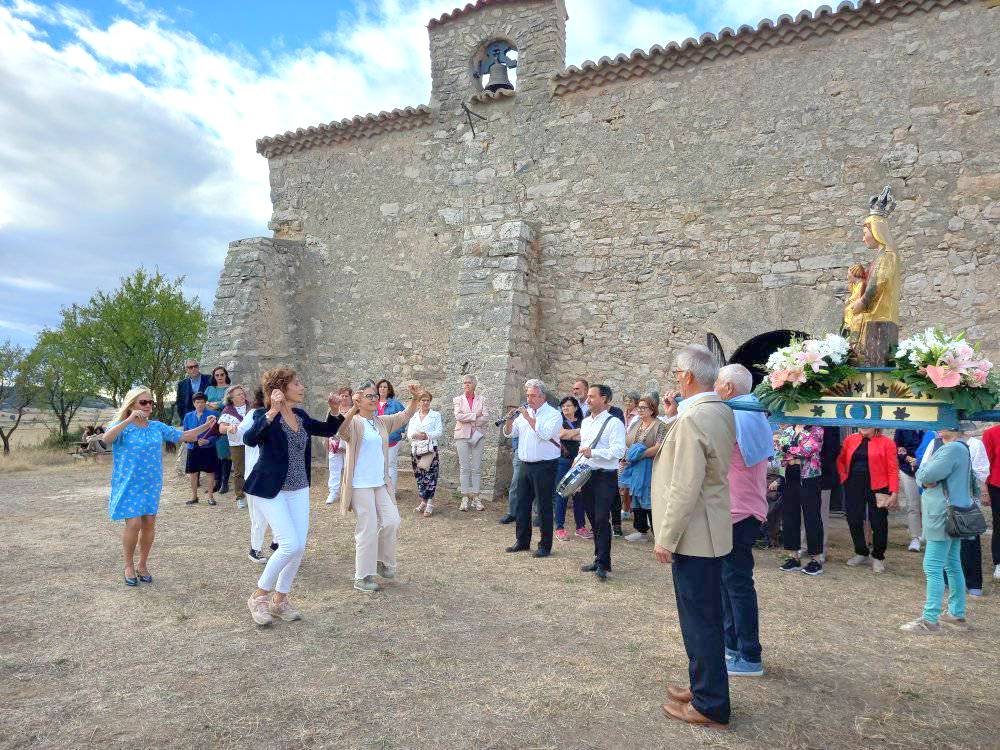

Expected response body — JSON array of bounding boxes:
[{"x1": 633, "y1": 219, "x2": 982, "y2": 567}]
[
  {"x1": 666, "y1": 685, "x2": 692, "y2": 703},
  {"x1": 661, "y1": 699, "x2": 728, "y2": 729}
]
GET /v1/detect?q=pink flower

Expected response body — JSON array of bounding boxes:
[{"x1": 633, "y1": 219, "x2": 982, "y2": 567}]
[
  {"x1": 954, "y1": 343, "x2": 975, "y2": 359},
  {"x1": 969, "y1": 368, "x2": 989, "y2": 386},
  {"x1": 795, "y1": 350, "x2": 824, "y2": 373},
  {"x1": 769, "y1": 370, "x2": 790, "y2": 389},
  {"x1": 943, "y1": 353, "x2": 972, "y2": 372},
  {"x1": 926, "y1": 365, "x2": 961, "y2": 388},
  {"x1": 786, "y1": 369, "x2": 807, "y2": 387}
]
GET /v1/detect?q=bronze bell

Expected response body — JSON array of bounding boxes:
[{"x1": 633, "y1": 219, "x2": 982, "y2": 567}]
[{"x1": 485, "y1": 61, "x2": 513, "y2": 92}]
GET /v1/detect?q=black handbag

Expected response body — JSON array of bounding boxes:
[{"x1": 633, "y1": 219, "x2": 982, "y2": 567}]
[{"x1": 943, "y1": 442, "x2": 987, "y2": 538}]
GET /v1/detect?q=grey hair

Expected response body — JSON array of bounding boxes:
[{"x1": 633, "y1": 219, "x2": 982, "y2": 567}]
[
  {"x1": 357, "y1": 379, "x2": 377, "y2": 392},
  {"x1": 524, "y1": 378, "x2": 547, "y2": 394},
  {"x1": 625, "y1": 390, "x2": 641, "y2": 403},
  {"x1": 675, "y1": 344, "x2": 719, "y2": 387},
  {"x1": 717, "y1": 364, "x2": 753, "y2": 396},
  {"x1": 462, "y1": 374, "x2": 478, "y2": 386}
]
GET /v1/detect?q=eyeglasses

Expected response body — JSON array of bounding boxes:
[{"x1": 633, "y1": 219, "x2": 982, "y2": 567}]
[
  {"x1": 363, "y1": 394, "x2": 378, "y2": 401},
  {"x1": 186, "y1": 364, "x2": 198, "y2": 369},
  {"x1": 637, "y1": 405, "x2": 652, "y2": 411},
  {"x1": 136, "y1": 399, "x2": 153, "y2": 406}
]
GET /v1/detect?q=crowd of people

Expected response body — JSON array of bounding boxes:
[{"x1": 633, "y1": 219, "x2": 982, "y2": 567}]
[{"x1": 101, "y1": 348, "x2": 998, "y2": 728}]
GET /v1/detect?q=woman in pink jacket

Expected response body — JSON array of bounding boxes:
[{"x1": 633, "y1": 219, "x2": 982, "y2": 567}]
[{"x1": 453, "y1": 374, "x2": 490, "y2": 511}]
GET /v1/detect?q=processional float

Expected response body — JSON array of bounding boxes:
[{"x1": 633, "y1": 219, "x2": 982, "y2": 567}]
[{"x1": 731, "y1": 186, "x2": 1000, "y2": 430}]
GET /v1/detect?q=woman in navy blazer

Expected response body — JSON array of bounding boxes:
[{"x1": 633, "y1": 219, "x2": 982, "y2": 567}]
[{"x1": 242, "y1": 367, "x2": 343, "y2": 626}]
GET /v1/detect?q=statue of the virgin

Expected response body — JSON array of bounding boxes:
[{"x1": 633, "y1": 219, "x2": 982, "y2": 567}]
[{"x1": 848, "y1": 186, "x2": 901, "y2": 366}]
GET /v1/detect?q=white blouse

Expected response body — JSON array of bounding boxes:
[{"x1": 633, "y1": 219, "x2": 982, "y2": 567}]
[{"x1": 407, "y1": 410, "x2": 443, "y2": 451}]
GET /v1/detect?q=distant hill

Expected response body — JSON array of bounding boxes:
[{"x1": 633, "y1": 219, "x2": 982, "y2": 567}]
[{"x1": 0, "y1": 388, "x2": 115, "y2": 412}]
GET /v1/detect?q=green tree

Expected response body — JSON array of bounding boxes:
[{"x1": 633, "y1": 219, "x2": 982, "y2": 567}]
[
  {"x1": 0, "y1": 340, "x2": 37, "y2": 455},
  {"x1": 27, "y1": 329, "x2": 100, "y2": 443},
  {"x1": 59, "y1": 268, "x2": 208, "y2": 420}
]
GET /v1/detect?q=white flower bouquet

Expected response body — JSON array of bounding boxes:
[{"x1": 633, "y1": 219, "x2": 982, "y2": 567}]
[{"x1": 754, "y1": 334, "x2": 857, "y2": 411}]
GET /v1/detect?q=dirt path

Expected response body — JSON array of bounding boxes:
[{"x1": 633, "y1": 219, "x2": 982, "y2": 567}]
[{"x1": 1, "y1": 462, "x2": 997, "y2": 749}]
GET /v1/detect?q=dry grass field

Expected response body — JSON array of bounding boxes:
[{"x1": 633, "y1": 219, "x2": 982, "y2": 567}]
[{"x1": 1, "y1": 458, "x2": 997, "y2": 750}]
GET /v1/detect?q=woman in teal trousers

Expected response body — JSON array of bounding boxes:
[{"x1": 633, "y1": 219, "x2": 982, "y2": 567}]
[{"x1": 900, "y1": 430, "x2": 976, "y2": 634}]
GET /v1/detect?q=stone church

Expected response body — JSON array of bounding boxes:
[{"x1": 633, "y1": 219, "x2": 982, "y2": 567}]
[{"x1": 204, "y1": 0, "x2": 1000, "y2": 495}]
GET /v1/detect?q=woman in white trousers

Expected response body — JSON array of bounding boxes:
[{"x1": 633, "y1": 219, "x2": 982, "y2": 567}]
[
  {"x1": 241, "y1": 368, "x2": 344, "y2": 625},
  {"x1": 453, "y1": 374, "x2": 490, "y2": 511},
  {"x1": 335, "y1": 379, "x2": 421, "y2": 593}
]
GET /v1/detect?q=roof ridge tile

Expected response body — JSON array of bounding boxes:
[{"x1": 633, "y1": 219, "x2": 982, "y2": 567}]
[{"x1": 551, "y1": 0, "x2": 966, "y2": 96}]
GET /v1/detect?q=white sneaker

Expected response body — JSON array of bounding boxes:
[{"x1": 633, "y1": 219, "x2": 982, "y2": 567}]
[
  {"x1": 472, "y1": 497, "x2": 485, "y2": 511},
  {"x1": 993, "y1": 564, "x2": 1000, "y2": 581},
  {"x1": 459, "y1": 496, "x2": 469, "y2": 512},
  {"x1": 414, "y1": 501, "x2": 426, "y2": 514},
  {"x1": 908, "y1": 538, "x2": 921, "y2": 552},
  {"x1": 624, "y1": 532, "x2": 648, "y2": 542},
  {"x1": 846, "y1": 554, "x2": 870, "y2": 567},
  {"x1": 872, "y1": 559, "x2": 885, "y2": 573},
  {"x1": 247, "y1": 595, "x2": 273, "y2": 626},
  {"x1": 268, "y1": 598, "x2": 303, "y2": 621},
  {"x1": 325, "y1": 496, "x2": 334, "y2": 505}
]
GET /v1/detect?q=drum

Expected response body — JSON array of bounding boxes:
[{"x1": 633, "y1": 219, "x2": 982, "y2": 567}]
[{"x1": 556, "y1": 460, "x2": 592, "y2": 499}]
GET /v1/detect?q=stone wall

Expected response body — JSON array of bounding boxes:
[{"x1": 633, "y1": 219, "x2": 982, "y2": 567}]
[{"x1": 205, "y1": 0, "x2": 1000, "y2": 498}]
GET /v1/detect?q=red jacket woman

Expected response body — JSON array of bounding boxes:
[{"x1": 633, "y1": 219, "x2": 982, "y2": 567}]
[
  {"x1": 837, "y1": 428, "x2": 898, "y2": 570},
  {"x1": 837, "y1": 431, "x2": 899, "y2": 492}
]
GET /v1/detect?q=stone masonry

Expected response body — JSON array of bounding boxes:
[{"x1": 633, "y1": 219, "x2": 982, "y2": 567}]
[{"x1": 204, "y1": 0, "x2": 1000, "y2": 497}]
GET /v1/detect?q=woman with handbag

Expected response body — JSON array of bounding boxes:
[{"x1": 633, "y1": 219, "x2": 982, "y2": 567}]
[
  {"x1": 919, "y1": 426, "x2": 990, "y2": 597},
  {"x1": 836, "y1": 427, "x2": 898, "y2": 573},
  {"x1": 408, "y1": 391, "x2": 443, "y2": 517},
  {"x1": 901, "y1": 426, "x2": 983, "y2": 633},
  {"x1": 453, "y1": 375, "x2": 490, "y2": 511}
]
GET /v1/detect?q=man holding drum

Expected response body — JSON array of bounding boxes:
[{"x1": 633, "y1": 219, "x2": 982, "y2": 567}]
[{"x1": 577, "y1": 384, "x2": 628, "y2": 579}]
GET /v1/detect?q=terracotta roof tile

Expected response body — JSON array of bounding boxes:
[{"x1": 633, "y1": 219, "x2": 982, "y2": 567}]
[
  {"x1": 256, "y1": 105, "x2": 433, "y2": 158},
  {"x1": 470, "y1": 87, "x2": 516, "y2": 103},
  {"x1": 552, "y1": 0, "x2": 964, "y2": 96}
]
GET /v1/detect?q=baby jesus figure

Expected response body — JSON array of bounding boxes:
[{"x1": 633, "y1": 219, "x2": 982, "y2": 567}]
[{"x1": 842, "y1": 263, "x2": 869, "y2": 345}]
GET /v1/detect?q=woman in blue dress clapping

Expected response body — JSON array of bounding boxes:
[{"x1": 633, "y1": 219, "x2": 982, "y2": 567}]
[{"x1": 103, "y1": 386, "x2": 218, "y2": 586}]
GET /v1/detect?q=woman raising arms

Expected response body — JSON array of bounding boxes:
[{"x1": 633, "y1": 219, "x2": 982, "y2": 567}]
[{"x1": 104, "y1": 386, "x2": 219, "y2": 586}]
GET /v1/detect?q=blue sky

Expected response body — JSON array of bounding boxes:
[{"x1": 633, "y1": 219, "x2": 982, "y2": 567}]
[{"x1": 0, "y1": 0, "x2": 810, "y2": 348}]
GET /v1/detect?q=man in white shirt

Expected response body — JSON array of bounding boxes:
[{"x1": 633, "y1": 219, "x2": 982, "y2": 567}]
[
  {"x1": 578, "y1": 384, "x2": 627, "y2": 579},
  {"x1": 503, "y1": 378, "x2": 562, "y2": 557}
]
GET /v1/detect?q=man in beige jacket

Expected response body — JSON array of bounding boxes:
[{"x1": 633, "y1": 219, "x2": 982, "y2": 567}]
[{"x1": 651, "y1": 344, "x2": 737, "y2": 729}]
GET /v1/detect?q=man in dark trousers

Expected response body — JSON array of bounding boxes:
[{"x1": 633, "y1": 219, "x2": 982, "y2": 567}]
[
  {"x1": 652, "y1": 344, "x2": 736, "y2": 729},
  {"x1": 577, "y1": 384, "x2": 627, "y2": 579},
  {"x1": 176, "y1": 359, "x2": 211, "y2": 423}
]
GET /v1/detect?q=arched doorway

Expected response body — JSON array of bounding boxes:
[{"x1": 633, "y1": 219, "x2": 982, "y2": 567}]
[{"x1": 728, "y1": 329, "x2": 810, "y2": 388}]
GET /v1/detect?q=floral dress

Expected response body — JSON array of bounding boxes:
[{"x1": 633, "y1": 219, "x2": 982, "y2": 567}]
[{"x1": 109, "y1": 420, "x2": 183, "y2": 520}]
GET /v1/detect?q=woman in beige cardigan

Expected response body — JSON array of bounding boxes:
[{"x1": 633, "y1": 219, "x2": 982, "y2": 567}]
[{"x1": 336, "y1": 379, "x2": 421, "y2": 593}]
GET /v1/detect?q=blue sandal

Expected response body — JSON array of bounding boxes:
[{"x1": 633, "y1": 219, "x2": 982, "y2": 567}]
[
  {"x1": 137, "y1": 572, "x2": 153, "y2": 583},
  {"x1": 124, "y1": 574, "x2": 138, "y2": 587}
]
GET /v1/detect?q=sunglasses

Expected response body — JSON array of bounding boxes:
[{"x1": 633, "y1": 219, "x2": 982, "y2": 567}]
[
  {"x1": 136, "y1": 399, "x2": 153, "y2": 406},
  {"x1": 186, "y1": 364, "x2": 199, "y2": 369}
]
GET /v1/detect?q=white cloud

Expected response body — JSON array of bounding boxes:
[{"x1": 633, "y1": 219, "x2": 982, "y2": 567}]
[
  {"x1": 565, "y1": 0, "x2": 700, "y2": 64},
  {"x1": 0, "y1": 276, "x2": 63, "y2": 291},
  {"x1": 0, "y1": 0, "x2": 810, "y2": 348}
]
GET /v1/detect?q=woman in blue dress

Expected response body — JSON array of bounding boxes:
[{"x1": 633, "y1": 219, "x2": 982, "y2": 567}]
[{"x1": 104, "y1": 386, "x2": 217, "y2": 586}]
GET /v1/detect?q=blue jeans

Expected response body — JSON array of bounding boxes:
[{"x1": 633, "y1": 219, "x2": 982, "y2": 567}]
[
  {"x1": 507, "y1": 451, "x2": 522, "y2": 516},
  {"x1": 553, "y1": 456, "x2": 585, "y2": 530},
  {"x1": 722, "y1": 517, "x2": 762, "y2": 663},
  {"x1": 923, "y1": 538, "x2": 965, "y2": 623}
]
